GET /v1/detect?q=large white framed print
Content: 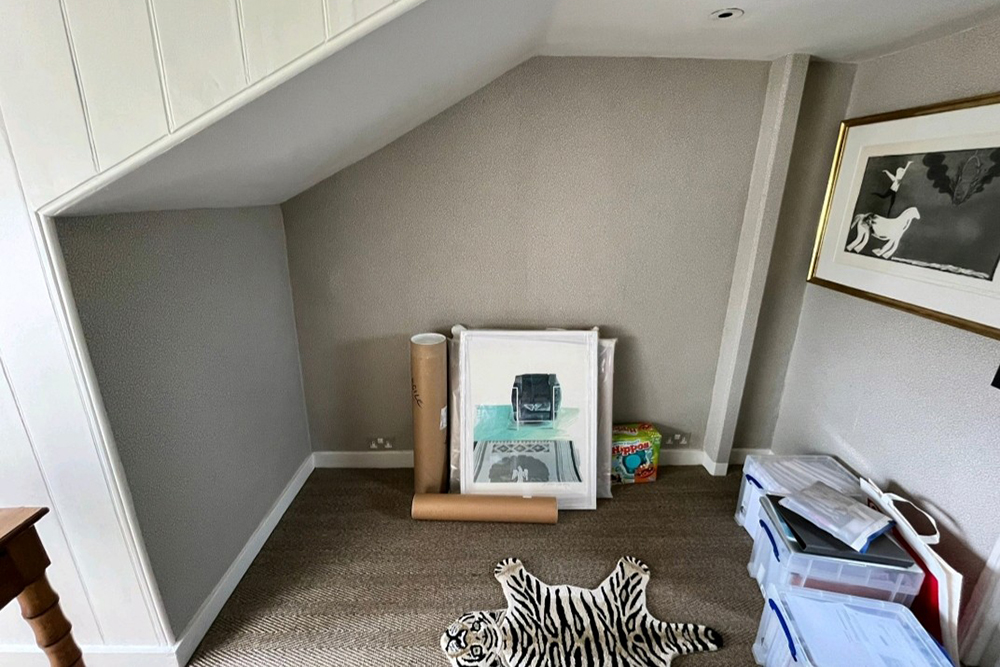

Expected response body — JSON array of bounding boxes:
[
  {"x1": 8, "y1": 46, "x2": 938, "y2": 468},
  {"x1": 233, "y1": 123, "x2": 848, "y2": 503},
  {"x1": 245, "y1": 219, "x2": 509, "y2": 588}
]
[
  {"x1": 459, "y1": 329, "x2": 598, "y2": 510},
  {"x1": 809, "y1": 93, "x2": 1000, "y2": 339}
]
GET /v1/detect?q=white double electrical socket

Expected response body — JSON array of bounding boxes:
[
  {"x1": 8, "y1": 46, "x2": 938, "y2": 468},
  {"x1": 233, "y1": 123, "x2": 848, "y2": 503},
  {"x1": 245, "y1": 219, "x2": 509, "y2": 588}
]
[{"x1": 368, "y1": 436, "x2": 394, "y2": 450}]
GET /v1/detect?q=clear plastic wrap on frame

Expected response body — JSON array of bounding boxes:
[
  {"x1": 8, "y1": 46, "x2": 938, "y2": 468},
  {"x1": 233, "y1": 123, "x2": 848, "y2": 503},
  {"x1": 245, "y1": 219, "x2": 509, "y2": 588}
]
[{"x1": 448, "y1": 325, "x2": 615, "y2": 500}]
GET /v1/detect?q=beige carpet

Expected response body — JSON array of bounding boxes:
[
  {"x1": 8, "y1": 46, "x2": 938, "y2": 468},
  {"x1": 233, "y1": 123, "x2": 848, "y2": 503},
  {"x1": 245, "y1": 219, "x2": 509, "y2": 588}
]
[{"x1": 190, "y1": 467, "x2": 761, "y2": 666}]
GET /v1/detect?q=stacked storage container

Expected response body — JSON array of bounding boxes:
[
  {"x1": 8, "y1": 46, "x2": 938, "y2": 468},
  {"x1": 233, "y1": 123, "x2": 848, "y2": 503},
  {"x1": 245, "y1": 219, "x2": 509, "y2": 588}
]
[
  {"x1": 749, "y1": 496, "x2": 924, "y2": 605},
  {"x1": 754, "y1": 585, "x2": 952, "y2": 667},
  {"x1": 736, "y1": 455, "x2": 863, "y2": 537},
  {"x1": 738, "y1": 455, "x2": 945, "y2": 666}
]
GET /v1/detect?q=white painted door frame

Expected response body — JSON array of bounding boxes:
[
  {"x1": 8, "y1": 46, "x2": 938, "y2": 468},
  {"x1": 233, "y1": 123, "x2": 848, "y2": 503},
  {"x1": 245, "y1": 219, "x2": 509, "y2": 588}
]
[{"x1": 0, "y1": 110, "x2": 175, "y2": 663}]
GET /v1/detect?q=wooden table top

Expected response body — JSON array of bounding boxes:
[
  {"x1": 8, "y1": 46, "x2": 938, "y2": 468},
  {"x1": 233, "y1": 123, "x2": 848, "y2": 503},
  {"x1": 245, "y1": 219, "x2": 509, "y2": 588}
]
[{"x1": 0, "y1": 507, "x2": 48, "y2": 547}]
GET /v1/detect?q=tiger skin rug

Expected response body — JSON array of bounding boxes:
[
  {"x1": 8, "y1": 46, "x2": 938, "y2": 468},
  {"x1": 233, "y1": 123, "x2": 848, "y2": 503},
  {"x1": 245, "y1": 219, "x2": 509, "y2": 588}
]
[{"x1": 441, "y1": 556, "x2": 722, "y2": 667}]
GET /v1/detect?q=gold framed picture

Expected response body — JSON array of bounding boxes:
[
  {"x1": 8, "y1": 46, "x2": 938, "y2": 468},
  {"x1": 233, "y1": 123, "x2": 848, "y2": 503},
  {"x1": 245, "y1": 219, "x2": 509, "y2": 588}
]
[{"x1": 809, "y1": 92, "x2": 1000, "y2": 340}]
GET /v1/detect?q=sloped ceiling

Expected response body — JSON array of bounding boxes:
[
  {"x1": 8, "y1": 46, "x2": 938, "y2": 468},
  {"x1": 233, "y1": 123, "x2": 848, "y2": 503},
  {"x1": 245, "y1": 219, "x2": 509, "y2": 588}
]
[
  {"x1": 66, "y1": 0, "x2": 555, "y2": 214},
  {"x1": 64, "y1": 0, "x2": 1000, "y2": 214}
]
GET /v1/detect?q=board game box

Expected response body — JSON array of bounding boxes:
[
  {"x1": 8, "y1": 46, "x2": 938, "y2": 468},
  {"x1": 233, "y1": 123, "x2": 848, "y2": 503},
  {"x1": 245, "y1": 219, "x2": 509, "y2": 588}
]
[{"x1": 611, "y1": 422, "x2": 661, "y2": 483}]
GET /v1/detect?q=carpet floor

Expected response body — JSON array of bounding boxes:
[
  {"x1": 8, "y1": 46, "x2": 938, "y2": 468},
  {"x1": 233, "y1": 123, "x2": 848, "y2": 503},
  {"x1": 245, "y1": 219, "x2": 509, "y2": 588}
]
[{"x1": 190, "y1": 467, "x2": 761, "y2": 666}]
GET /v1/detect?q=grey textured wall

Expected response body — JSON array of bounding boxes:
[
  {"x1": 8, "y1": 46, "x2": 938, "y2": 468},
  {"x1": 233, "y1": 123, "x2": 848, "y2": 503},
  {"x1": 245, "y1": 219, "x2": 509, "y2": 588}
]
[
  {"x1": 734, "y1": 60, "x2": 856, "y2": 450},
  {"x1": 57, "y1": 207, "x2": 312, "y2": 634},
  {"x1": 771, "y1": 18, "x2": 1000, "y2": 583},
  {"x1": 281, "y1": 56, "x2": 771, "y2": 453}
]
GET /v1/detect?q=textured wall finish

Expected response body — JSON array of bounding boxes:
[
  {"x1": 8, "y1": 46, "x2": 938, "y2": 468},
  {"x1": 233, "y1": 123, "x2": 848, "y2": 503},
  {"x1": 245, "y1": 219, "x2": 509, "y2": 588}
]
[
  {"x1": 282, "y1": 56, "x2": 770, "y2": 454},
  {"x1": 734, "y1": 60, "x2": 856, "y2": 450},
  {"x1": 701, "y1": 54, "x2": 808, "y2": 469},
  {"x1": 771, "y1": 17, "x2": 1000, "y2": 584},
  {"x1": 56, "y1": 207, "x2": 312, "y2": 635}
]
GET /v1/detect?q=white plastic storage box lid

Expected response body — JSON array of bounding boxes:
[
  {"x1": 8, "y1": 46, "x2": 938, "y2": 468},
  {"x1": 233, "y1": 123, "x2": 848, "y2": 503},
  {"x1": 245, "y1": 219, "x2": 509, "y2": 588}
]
[
  {"x1": 744, "y1": 455, "x2": 861, "y2": 497},
  {"x1": 755, "y1": 585, "x2": 951, "y2": 667},
  {"x1": 737, "y1": 455, "x2": 861, "y2": 533}
]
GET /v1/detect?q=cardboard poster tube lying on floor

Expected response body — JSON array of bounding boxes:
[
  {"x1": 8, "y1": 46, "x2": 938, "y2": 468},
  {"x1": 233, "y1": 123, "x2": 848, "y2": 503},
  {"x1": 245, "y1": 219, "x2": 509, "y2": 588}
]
[
  {"x1": 411, "y1": 333, "x2": 448, "y2": 494},
  {"x1": 411, "y1": 494, "x2": 558, "y2": 524}
]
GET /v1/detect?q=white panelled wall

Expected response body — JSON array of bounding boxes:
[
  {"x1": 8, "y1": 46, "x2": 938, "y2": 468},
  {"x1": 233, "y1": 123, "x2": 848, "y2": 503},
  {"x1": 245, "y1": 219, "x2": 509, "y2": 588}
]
[
  {"x1": 0, "y1": 0, "x2": 424, "y2": 212},
  {"x1": 0, "y1": 1, "x2": 425, "y2": 665},
  {"x1": 0, "y1": 357, "x2": 102, "y2": 652},
  {"x1": 61, "y1": 0, "x2": 169, "y2": 167},
  {"x1": 0, "y1": 112, "x2": 172, "y2": 663},
  {"x1": 240, "y1": 0, "x2": 327, "y2": 81},
  {"x1": 0, "y1": 1, "x2": 96, "y2": 205}
]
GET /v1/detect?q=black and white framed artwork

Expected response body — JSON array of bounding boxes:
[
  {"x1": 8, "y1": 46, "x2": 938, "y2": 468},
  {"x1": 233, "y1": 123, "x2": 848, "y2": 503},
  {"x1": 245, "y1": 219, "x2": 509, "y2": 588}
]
[{"x1": 810, "y1": 94, "x2": 1000, "y2": 338}]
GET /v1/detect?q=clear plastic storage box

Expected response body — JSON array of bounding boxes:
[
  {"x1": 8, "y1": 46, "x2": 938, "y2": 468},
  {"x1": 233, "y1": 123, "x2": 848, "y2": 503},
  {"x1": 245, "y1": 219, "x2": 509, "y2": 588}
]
[
  {"x1": 736, "y1": 454, "x2": 862, "y2": 538},
  {"x1": 754, "y1": 585, "x2": 952, "y2": 667},
  {"x1": 748, "y1": 497, "x2": 924, "y2": 606}
]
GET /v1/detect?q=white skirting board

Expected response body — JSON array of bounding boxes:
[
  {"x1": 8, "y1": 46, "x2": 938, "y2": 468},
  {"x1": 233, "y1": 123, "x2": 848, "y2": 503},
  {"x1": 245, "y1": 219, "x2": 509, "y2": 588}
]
[
  {"x1": 312, "y1": 449, "x2": 767, "y2": 471},
  {"x1": 698, "y1": 448, "x2": 772, "y2": 476},
  {"x1": 0, "y1": 644, "x2": 179, "y2": 667},
  {"x1": 170, "y1": 454, "x2": 315, "y2": 666},
  {"x1": 313, "y1": 449, "x2": 415, "y2": 468},
  {"x1": 658, "y1": 448, "x2": 705, "y2": 467},
  {"x1": 0, "y1": 461, "x2": 316, "y2": 668},
  {"x1": 311, "y1": 449, "x2": 766, "y2": 472}
]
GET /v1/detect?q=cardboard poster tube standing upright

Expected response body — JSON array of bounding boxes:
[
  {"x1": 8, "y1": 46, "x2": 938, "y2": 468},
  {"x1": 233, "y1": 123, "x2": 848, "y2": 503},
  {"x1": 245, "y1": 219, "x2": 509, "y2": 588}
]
[{"x1": 411, "y1": 333, "x2": 448, "y2": 494}]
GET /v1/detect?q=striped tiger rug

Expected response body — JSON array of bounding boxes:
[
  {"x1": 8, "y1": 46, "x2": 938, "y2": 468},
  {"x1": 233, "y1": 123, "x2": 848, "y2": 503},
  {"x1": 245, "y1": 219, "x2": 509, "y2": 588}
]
[{"x1": 441, "y1": 556, "x2": 722, "y2": 667}]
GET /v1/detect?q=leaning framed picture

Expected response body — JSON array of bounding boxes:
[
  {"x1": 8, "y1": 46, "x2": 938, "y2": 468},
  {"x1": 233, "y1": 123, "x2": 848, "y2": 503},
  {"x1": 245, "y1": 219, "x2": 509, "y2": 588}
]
[
  {"x1": 809, "y1": 92, "x2": 1000, "y2": 339},
  {"x1": 459, "y1": 329, "x2": 598, "y2": 510}
]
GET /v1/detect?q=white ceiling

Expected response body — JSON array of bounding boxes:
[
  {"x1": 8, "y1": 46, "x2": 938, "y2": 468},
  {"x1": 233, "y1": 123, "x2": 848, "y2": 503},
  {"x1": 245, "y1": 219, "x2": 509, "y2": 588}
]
[
  {"x1": 542, "y1": 0, "x2": 1000, "y2": 61},
  {"x1": 64, "y1": 0, "x2": 1000, "y2": 215}
]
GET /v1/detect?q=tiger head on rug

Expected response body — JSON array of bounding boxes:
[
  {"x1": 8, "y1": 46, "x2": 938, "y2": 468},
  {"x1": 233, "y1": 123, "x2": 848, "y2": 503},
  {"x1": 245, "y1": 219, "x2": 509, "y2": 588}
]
[
  {"x1": 441, "y1": 557, "x2": 722, "y2": 667},
  {"x1": 440, "y1": 610, "x2": 507, "y2": 667}
]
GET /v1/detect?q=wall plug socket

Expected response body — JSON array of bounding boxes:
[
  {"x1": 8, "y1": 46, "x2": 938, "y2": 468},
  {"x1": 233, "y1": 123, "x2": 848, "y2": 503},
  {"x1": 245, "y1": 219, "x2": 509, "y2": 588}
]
[{"x1": 368, "y1": 436, "x2": 395, "y2": 450}]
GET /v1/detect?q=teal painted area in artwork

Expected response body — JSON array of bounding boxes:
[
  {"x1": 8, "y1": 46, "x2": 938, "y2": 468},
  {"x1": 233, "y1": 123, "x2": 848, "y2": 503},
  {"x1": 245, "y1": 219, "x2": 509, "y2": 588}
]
[{"x1": 474, "y1": 404, "x2": 579, "y2": 442}]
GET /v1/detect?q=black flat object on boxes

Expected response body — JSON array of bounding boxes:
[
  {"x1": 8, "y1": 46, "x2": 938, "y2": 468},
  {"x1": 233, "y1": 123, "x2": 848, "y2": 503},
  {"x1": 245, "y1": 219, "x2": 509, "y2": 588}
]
[{"x1": 763, "y1": 495, "x2": 915, "y2": 568}]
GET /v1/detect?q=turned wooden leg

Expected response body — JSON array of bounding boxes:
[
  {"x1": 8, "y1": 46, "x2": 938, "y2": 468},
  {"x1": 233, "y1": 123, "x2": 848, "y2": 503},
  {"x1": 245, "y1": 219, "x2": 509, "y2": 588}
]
[
  {"x1": 1, "y1": 509, "x2": 85, "y2": 667},
  {"x1": 17, "y1": 575, "x2": 83, "y2": 667}
]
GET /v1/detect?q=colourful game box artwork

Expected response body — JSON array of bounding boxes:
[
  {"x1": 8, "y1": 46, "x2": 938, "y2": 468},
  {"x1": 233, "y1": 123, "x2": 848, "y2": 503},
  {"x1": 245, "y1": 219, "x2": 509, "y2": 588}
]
[{"x1": 611, "y1": 422, "x2": 661, "y2": 484}]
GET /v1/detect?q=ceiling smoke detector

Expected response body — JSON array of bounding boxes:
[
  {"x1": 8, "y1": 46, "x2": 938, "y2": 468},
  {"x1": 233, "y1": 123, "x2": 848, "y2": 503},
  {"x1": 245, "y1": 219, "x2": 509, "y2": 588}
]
[{"x1": 710, "y1": 7, "x2": 744, "y2": 20}]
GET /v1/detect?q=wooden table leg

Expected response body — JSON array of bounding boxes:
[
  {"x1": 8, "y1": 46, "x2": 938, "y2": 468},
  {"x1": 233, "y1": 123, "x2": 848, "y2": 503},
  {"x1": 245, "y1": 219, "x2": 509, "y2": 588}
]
[
  {"x1": 17, "y1": 574, "x2": 83, "y2": 667},
  {"x1": 1, "y1": 510, "x2": 85, "y2": 667}
]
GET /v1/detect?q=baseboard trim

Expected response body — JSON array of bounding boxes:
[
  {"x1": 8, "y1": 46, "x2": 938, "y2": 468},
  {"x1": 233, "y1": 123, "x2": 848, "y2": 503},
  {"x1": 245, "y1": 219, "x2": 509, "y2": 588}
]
[
  {"x1": 698, "y1": 447, "x2": 773, "y2": 477},
  {"x1": 0, "y1": 644, "x2": 178, "y2": 667},
  {"x1": 171, "y1": 453, "x2": 315, "y2": 666},
  {"x1": 700, "y1": 450, "x2": 731, "y2": 477},
  {"x1": 658, "y1": 449, "x2": 704, "y2": 467},
  {"x1": 2, "y1": 453, "x2": 319, "y2": 667},
  {"x1": 310, "y1": 448, "x2": 768, "y2": 472},
  {"x1": 313, "y1": 449, "x2": 414, "y2": 468}
]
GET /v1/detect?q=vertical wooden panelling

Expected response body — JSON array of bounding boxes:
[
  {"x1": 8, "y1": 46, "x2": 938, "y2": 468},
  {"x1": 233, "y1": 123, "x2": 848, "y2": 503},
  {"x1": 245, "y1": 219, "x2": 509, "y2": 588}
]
[
  {"x1": 0, "y1": 109, "x2": 170, "y2": 647},
  {"x1": 354, "y1": 0, "x2": 393, "y2": 22},
  {"x1": 325, "y1": 0, "x2": 356, "y2": 37},
  {"x1": 239, "y1": 0, "x2": 326, "y2": 82},
  {"x1": 0, "y1": 0, "x2": 96, "y2": 208},
  {"x1": 0, "y1": 358, "x2": 103, "y2": 647},
  {"x1": 151, "y1": 0, "x2": 247, "y2": 127},
  {"x1": 61, "y1": 0, "x2": 168, "y2": 168}
]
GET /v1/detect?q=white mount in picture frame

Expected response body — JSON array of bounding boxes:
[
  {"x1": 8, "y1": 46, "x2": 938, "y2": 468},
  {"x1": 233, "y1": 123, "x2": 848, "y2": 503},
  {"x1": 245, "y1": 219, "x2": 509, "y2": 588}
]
[
  {"x1": 810, "y1": 92, "x2": 1000, "y2": 339},
  {"x1": 458, "y1": 329, "x2": 599, "y2": 510}
]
